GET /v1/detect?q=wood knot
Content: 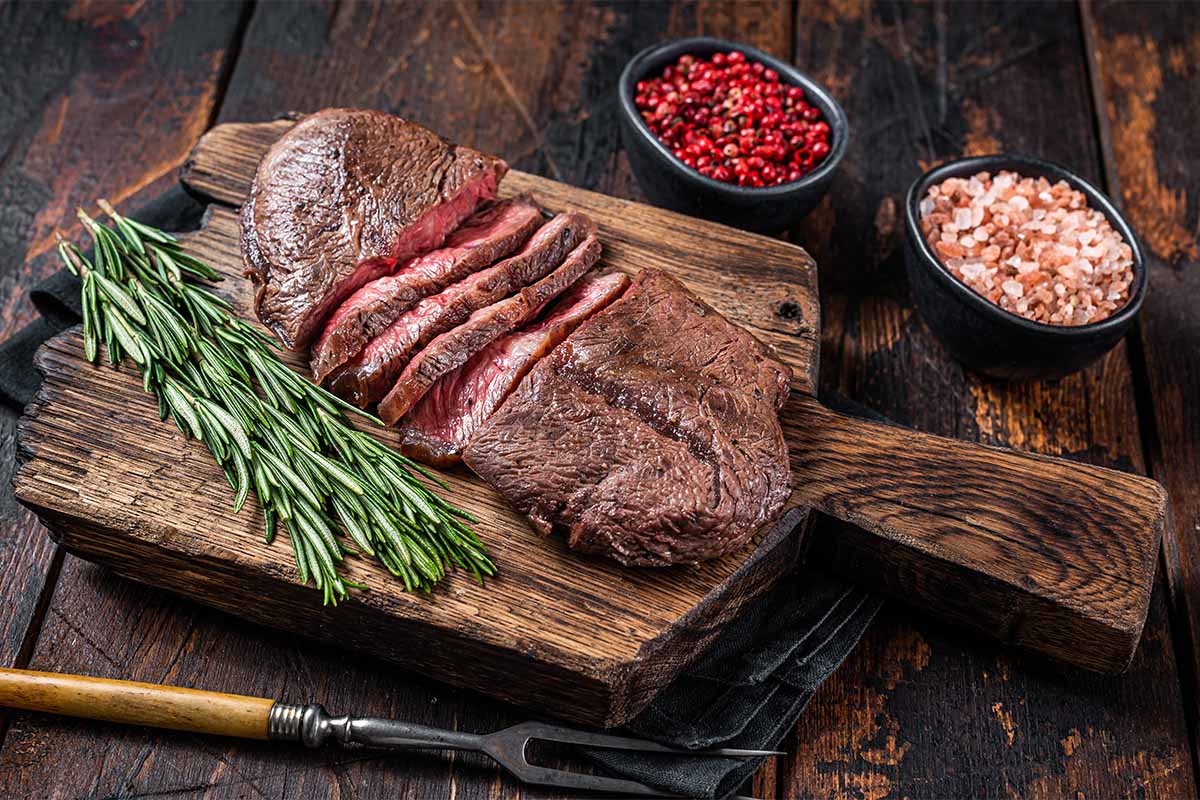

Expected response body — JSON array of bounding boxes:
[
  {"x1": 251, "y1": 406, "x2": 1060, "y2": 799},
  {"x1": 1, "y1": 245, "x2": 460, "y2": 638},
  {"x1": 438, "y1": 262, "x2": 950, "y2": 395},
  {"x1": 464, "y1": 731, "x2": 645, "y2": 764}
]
[{"x1": 777, "y1": 301, "x2": 803, "y2": 321}]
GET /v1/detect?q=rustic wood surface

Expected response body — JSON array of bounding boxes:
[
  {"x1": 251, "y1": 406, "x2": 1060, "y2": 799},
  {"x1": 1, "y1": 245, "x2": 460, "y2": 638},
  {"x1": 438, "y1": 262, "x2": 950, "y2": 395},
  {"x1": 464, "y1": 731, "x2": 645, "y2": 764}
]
[
  {"x1": 14, "y1": 112, "x2": 1166, "y2": 712},
  {"x1": 189, "y1": 119, "x2": 1169, "y2": 675},
  {"x1": 14, "y1": 180, "x2": 819, "y2": 728},
  {"x1": 0, "y1": 1, "x2": 1196, "y2": 798},
  {"x1": 0, "y1": 0, "x2": 248, "y2": 775},
  {"x1": 1084, "y1": 0, "x2": 1200, "y2": 781}
]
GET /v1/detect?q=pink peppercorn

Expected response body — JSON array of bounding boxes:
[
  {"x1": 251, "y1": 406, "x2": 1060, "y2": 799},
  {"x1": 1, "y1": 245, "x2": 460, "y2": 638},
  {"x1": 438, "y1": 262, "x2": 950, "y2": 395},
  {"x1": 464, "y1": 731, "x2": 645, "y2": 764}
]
[{"x1": 634, "y1": 50, "x2": 833, "y2": 187}]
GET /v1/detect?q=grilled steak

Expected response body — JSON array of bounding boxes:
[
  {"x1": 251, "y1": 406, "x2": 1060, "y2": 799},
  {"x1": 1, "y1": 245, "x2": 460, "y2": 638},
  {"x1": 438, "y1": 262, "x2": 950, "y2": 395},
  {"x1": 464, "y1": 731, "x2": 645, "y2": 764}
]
[
  {"x1": 399, "y1": 271, "x2": 629, "y2": 466},
  {"x1": 241, "y1": 108, "x2": 507, "y2": 349},
  {"x1": 310, "y1": 197, "x2": 543, "y2": 382},
  {"x1": 380, "y1": 236, "x2": 602, "y2": 425},
  {"x1": 327, "y1": 212, "x2": 595, "y2": 407},
  {"x1": 463, "y1": 270, "x2": 792, "y2": 566}
]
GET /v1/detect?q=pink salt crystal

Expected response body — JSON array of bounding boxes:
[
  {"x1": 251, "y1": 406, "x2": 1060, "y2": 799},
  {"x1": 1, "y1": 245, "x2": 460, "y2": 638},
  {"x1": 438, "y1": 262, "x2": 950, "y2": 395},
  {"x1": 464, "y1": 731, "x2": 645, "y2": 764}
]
[
  {"x1": 960, "y1": 262, "x2": 985, "y2": 281},
  {"x1": 919, "y1": 169, "x2": 1134, "y2": 325}
]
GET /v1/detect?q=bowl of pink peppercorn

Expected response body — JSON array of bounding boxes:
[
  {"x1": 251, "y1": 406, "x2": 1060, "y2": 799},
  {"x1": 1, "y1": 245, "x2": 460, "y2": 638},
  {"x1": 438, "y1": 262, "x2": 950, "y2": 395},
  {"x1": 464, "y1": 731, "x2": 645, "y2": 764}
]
[
  {"x1": 618, "y1": 37, "x2": 848, "y2": 233},
  {"x1": 904, "y1": 154, "x2": 1147, "y2": 381}
]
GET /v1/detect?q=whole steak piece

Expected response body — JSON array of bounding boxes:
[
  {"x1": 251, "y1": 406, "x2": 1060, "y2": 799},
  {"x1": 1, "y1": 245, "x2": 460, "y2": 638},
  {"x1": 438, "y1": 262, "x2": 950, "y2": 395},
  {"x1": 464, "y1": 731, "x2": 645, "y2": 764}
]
[
  {"x1": 398, "y1": 271, "x2": 630, "y2": 467},
  {"x1": 309, "y1": 197, "x2": 542, "y2": 383},
  {"x1": 463, "y1": 269, "x2": 793, "y2": 566},
  {"x1": 241, "y1": 108, "x2": 507, "y2": 349}
]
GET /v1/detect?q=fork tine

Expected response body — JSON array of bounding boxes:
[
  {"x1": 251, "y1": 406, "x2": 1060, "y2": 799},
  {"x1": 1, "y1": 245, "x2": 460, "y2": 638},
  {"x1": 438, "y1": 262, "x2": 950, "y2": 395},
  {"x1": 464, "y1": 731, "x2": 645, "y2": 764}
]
[{"x1": 500, "y1": 721, "x2": 782, "y2": 758}]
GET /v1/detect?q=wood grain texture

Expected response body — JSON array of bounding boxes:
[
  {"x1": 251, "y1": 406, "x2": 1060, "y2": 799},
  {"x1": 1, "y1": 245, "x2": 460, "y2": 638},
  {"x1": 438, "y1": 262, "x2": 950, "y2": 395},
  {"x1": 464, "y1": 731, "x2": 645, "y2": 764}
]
[
  {"x1": 0, "y1": 669, "x2": 273, "y2": 740},
  {"x1": 1085, "y1": 0, "x2": 1200, "y2": 779},
  {"x1": 14, "y1": 192, "x2": 816, "y2": 729},
  {"x1": 0, "y1": 554, "x2": 596, "y2": 800},
  {"x1": 791, "y1": 401, "x2": 1163, "y2": 673},
  {"x1": 782, "y1": 1, "x2": 1197, "y2": 797},
  {"x1": 0, "y1": 0, "x2": 247, "y2": 752},
  {"x1": 0, "y1": 0, "x2": 247, "y2": 341}
]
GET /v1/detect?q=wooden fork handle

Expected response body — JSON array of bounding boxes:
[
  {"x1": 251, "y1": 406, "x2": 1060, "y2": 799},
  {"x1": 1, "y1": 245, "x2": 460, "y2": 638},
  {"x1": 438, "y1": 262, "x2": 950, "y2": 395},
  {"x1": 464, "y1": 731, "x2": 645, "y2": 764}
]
[
  {"x1": 788, "y1": 396, "x2": 1167, "y2": 673},
  {"x1": 0, "y1": 668, "x2": 275, "y2": 739}
]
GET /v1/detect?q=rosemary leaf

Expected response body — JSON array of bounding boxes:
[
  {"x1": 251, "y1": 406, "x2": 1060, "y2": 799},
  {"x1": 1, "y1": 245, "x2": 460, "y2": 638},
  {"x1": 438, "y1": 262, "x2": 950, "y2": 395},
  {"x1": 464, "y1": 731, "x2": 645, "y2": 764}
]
[{"x1": 63, "y1": 202, "x2": 494, "y2": 603}]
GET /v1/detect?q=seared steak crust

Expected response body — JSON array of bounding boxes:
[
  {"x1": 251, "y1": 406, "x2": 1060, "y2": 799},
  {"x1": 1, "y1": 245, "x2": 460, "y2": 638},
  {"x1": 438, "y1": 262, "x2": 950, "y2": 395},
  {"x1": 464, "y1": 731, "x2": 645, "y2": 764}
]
[
  {"x1": 380, "y1": 236, "x2": 602, "y2": 425},
  {"x1": 241, "y1": 108, "x2": 507, "y2": 349},
  {"x1": 463, "y1": 269, "x2": 792, "y2": 566}
]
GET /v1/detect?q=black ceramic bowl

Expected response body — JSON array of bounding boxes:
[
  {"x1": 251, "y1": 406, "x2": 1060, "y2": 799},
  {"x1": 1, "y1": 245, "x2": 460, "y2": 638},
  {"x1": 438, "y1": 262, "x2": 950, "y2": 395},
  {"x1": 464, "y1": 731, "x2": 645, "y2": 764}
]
[
  {"x1": 904, "y1": 154, "x2": 1147, "y2": 381},
  {"x1": 618, "y1": 37, "x2": 848, "y2": 233}
]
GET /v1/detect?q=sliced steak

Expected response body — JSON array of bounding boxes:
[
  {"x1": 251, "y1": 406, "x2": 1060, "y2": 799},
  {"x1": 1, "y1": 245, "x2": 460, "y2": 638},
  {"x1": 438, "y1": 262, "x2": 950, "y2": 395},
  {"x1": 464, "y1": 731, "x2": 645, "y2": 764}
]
[
  {"x1": 241, "y1": 108, "x2": 507, "y2": 349},
  {"x1": 326, "y1": 212, "x2": 595, "y2": 407},
  {"x1": 399, "y1": 271, "x2": 629, "y2": 466},
  {"x1": 380, "y1": 236, "x2": 602, "y2": 425},
  {"x1": 310, "y1": 197, "x2": 543, "y2": 382},
  {"x1": 463, "y1": 269, "x2": 792, "y2": 566}
]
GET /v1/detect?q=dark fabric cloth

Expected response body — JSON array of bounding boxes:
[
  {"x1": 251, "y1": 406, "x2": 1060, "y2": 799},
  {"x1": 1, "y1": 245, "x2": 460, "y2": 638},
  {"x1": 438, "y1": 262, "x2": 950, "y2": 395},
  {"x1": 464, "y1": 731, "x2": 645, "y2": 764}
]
[
  {"x1": 587, "y1": 566, "x2": 881, "y2": 798},
  {"x1": 0, "y1": 187, "x2": 884, "y2": 800}
]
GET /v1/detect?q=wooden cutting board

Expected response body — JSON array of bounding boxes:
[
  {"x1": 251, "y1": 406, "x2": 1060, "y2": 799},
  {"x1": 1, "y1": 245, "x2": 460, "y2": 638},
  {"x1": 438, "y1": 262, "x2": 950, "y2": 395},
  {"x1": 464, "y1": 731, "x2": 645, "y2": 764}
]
[{"x1": 15, "y1": 120, "x2": 1167, "y2": 727}]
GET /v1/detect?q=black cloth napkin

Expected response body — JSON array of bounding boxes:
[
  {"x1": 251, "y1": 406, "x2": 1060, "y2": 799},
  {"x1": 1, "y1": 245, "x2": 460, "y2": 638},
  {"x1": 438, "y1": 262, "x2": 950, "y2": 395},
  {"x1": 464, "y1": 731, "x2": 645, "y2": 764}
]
[{"x1": 0, "y1": 189, "x2": 883, "y2": 800}]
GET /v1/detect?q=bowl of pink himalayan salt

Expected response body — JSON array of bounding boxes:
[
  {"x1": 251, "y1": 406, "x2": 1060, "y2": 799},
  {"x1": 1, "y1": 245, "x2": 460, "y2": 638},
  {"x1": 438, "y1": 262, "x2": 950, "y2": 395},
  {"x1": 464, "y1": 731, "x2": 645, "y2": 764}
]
[{"x1": 904, "y1": 155, "x2": 1146, "y2": 380}]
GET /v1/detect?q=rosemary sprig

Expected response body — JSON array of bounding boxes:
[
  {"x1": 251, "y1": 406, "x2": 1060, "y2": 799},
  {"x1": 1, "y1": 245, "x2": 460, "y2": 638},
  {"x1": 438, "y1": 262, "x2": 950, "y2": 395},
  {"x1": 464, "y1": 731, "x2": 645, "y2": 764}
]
[{"x1": 58, "y1": 200, "x2": 494, "y2": 604}]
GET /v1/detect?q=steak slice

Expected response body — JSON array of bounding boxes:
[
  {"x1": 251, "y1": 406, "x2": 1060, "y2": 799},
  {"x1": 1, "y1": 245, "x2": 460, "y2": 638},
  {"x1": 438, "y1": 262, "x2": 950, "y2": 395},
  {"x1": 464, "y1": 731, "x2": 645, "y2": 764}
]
[
  {"x1": 399, "y1": 271, "x2": 630, "y2": 466},
  {"x1": 326, "y1": 212, "x2": 595, "y2": 407},
  {"x1": 463, "y1": 269, "x2": 793, "y2": 566},
  {"x1": 380, "y1": 235, "x2": 602, "y2": 425},
  {"x1": 310, "y1": 197, "x2": 543, "y2": 383},
  {"x1": 241, "y1": 108, "x2": 507, "y2": 349}
]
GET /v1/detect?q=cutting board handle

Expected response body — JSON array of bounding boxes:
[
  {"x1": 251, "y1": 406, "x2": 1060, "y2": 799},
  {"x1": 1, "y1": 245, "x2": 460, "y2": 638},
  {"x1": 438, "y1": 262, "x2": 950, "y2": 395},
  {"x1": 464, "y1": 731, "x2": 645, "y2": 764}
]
[{"x1": 789, "y1": 397, "x2": 1166, "y2": 673}]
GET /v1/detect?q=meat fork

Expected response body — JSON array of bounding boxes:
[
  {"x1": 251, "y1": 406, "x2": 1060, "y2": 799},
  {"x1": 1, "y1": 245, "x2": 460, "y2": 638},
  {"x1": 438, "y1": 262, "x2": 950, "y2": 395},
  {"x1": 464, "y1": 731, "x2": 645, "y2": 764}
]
[{"x1": 0, "y1": 668, "x2": 777, "y2": 798}]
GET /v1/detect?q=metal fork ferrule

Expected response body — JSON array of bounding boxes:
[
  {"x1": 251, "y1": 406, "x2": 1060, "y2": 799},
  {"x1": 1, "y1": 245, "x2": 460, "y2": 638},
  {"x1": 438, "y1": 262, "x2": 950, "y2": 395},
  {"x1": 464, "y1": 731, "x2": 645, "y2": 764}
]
[{"x1": 267, "y1": 702, "x2": 307, "y2": 742}]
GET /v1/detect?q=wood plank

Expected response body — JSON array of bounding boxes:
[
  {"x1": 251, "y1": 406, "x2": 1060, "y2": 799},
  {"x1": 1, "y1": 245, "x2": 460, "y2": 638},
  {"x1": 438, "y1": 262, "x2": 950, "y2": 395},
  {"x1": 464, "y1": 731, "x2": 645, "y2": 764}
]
[
  {"x1": 0, "y1": 0, "x2": 248, "y2": 339},
  {"x1": 783, "y1": 1, "x2": 1196, "y2": 796},
  {"x1": 3, "y1": 3, "x2": 796, "y2": 797},
  {"x1": 211, "y1": 0, "x2": 795, "y2": 198},
  {"x1": 0, "y1": 0, "x2": 246, "y2": 740},
  {"x1": 1084, "y1": 0, "x2": 1200, "y2": 778}
]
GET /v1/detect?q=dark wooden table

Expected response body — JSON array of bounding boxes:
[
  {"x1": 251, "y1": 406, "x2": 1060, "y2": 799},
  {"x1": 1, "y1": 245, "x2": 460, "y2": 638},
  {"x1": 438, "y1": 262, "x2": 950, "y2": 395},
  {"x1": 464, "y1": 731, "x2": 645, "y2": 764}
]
[{"x1": 1, "y1": 2, "x2": 1196, "y2": 797}]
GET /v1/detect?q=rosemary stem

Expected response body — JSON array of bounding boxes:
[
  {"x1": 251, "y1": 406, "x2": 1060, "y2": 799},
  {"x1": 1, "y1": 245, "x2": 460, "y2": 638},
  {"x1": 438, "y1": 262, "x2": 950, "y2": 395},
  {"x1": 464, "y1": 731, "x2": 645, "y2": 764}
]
[{"x1": 59, "y1": 203, "x2": 494, "y2": 604}]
